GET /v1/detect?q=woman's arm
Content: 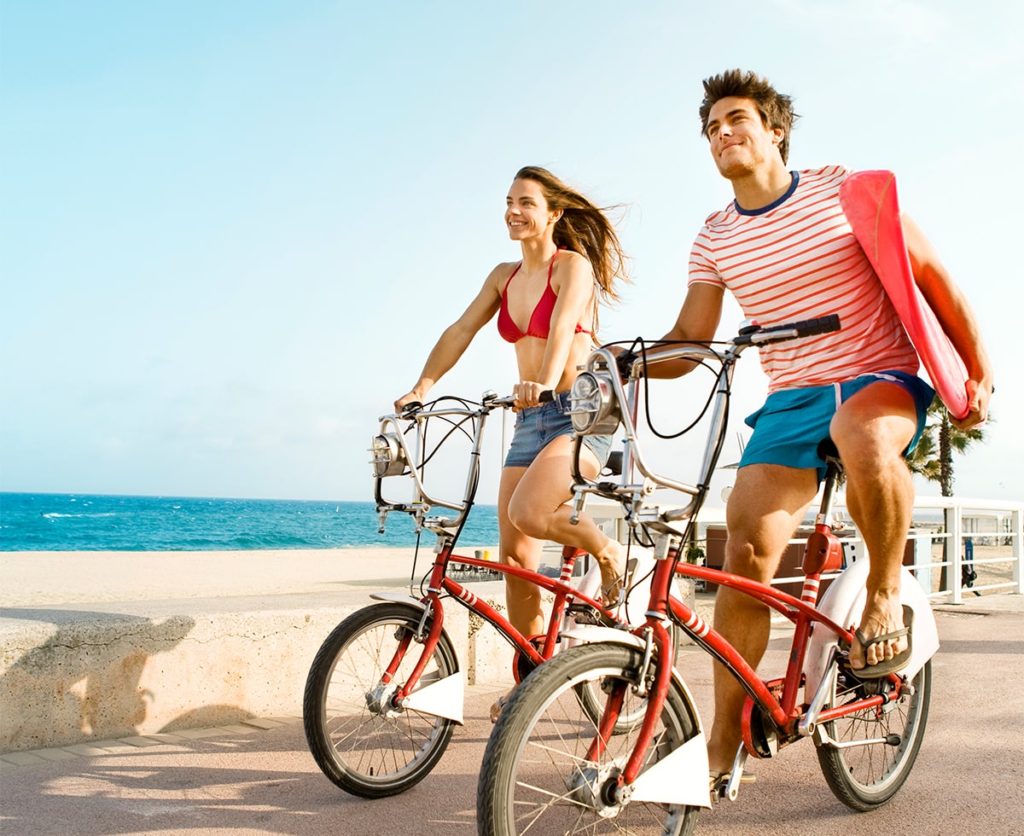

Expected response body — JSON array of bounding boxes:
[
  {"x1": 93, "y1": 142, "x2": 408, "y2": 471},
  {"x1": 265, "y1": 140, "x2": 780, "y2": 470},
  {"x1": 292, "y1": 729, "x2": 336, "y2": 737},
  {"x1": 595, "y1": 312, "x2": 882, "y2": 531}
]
[
  {"x1": 394, "y1": 266, "x2": 505, "y2": 410},
  {"x1": 902, "y1": 213, "x2": 993, "y2": 428}
]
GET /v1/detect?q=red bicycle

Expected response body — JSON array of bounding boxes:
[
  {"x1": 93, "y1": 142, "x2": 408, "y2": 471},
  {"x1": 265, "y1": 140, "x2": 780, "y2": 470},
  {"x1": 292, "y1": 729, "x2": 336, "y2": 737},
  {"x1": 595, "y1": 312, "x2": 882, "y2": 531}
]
[
  {"x1": 477, "y1": 316, "x2": 938, "y2": 834},
  {"x1": 303, "y1": 393, "x2": 667, "y2": 798}
]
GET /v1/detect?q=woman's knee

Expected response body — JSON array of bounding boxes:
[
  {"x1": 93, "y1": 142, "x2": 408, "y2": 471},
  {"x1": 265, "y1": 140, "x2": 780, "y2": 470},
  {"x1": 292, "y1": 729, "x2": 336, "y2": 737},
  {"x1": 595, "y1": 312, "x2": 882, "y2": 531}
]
[{"x1": 507, "y1": 496, "x2": 548, "y2": 540}]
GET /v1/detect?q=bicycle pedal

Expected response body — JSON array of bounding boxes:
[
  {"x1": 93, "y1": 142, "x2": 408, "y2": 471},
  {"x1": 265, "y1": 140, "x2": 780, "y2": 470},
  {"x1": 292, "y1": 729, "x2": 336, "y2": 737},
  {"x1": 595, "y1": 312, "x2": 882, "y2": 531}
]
[
  {"x1": 566, "y1": 603, "x2": 613, "y2": 627},
  {"x1": 565, "y1": 603, "x2": 601, "y2": 625}
]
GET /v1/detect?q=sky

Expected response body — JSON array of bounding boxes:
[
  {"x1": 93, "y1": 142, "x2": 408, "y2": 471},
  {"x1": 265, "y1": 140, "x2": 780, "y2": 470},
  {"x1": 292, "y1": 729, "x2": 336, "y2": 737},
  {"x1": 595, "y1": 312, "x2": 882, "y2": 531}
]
[{"x1": 2, "y1": 0, "x2": 1022, "y2": 506}]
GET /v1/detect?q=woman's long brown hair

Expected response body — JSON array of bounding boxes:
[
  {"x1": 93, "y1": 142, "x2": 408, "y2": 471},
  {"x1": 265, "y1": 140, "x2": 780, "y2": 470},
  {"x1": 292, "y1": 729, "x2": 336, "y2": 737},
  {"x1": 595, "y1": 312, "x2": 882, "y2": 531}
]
[{"x1": 514, "y1": 166, "x2": 628, "y2": 335}]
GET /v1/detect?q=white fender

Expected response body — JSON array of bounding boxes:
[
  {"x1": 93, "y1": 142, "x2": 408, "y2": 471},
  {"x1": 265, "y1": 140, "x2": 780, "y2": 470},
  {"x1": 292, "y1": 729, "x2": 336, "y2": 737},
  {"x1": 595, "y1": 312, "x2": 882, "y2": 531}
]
[
  {"x1": 561, "y1": 626, "x2": 645, "y2": 649},
  {"x1": 804, "y1": 558, "x2": 940, "y2": 701},
  {"x1": 558, "y1": 626, "x2": 709, "y2": 809},
  {"x1": 370, "y1": 591, "x2": 427, "y2": 609},
  {"x1": 628, "y1": 732, "x2": 712, "y2": 808},
  {"x1": 401, "y1": 670, "x2": 465, "y2": 724}
]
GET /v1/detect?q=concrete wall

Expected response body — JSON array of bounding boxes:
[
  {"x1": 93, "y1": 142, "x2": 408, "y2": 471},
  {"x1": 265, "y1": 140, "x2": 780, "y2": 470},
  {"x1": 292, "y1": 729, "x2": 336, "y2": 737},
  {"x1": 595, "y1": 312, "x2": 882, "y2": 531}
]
[{"x1": 0, "y1": 601, "x2": 490, "y2": 753}]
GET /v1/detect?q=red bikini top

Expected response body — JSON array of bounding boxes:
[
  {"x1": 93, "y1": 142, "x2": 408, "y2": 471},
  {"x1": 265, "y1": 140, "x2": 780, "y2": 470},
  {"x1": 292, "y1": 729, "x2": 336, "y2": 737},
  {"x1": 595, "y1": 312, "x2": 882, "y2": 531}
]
[{"x1": 496, "y1": 250, "x2": 592, "y2": 343}]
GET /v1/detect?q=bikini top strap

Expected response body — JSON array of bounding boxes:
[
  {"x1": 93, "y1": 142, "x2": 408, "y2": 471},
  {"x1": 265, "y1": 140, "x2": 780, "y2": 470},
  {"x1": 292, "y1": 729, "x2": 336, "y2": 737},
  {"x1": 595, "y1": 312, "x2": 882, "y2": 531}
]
[
  {"x1": 546, "y1": 249, "x2": 559, "y2": 285},
  {"x1": 503, "y1": 262, "x2": 522, "y2": 293}
]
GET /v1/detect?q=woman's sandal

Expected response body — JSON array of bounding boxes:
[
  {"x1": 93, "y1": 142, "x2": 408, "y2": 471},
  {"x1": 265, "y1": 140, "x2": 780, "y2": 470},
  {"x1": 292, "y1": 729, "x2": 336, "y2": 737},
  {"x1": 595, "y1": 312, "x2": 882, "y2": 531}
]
[
  {"x1": 600, "y1": 551, "x2": 629, "y2": 607},
  {"x1": 489, "y1": 694, "x2": 509, "y2": 724}
]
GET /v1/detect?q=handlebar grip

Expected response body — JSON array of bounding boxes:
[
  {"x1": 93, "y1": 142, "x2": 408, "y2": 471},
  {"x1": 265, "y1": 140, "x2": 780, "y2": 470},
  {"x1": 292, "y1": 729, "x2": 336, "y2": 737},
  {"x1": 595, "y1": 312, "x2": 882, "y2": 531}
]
[
  {"x1": 788, "y1": 314, "x2": 841, "y2": 337},
  {"x1": 539, "y1": 390, "x2": 555, "y2": 403},
  {"x1": 615, "y1": 350, "x2": 638, "y2": 381},
  {"x1": 400, "y1": 401, "x2": 423, "y2": 416},
  {"x1": 746, "y1": 314, "x2": 842, "y2": 346}
]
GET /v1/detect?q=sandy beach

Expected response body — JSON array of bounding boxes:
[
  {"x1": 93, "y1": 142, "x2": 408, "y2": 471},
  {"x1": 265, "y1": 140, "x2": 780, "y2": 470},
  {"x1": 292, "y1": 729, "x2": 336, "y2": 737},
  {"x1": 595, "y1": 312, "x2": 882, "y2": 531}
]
[{"x1": 0, "y1": 547, "x2": 499, "y2": 608}]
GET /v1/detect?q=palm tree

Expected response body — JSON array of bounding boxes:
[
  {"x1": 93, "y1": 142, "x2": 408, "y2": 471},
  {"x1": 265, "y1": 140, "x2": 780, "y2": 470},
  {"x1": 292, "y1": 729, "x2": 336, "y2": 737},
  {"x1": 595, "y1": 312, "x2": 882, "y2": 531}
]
[
  {"x1": 906, "y1": 396, "x2": 987, "y2": 593},
  {"x1": 906, "y1": 397, "x2": 986, "y2": 496}
]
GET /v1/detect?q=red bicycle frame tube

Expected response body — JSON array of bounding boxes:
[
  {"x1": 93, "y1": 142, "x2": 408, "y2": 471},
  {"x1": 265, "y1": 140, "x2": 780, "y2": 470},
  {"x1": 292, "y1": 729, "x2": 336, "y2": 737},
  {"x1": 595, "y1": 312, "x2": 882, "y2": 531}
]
[
  {"x1": 667, "y1": 560, "x2": 900, "y2": 735},
  {"x1": 393, "y1": 543, "x2": 616, "y2": 701}
]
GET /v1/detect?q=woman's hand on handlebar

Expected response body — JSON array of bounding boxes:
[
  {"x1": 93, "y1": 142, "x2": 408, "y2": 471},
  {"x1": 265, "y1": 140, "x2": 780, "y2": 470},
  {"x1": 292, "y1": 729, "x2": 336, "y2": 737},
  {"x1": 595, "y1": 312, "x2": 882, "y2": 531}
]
[
  {"x1": 394, "y1": 389, "x2": 426, "y2": 414},
  {"x1": 512, "y1": 380, "x2": 549, "y2": 410}
]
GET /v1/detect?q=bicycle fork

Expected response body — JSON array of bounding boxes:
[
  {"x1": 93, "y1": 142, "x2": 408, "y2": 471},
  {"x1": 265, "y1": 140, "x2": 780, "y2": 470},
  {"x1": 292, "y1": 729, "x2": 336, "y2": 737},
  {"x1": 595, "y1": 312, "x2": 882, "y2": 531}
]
[
  {"x1": 368, "y1": 593, "x2": 466, "y2": 725},
  {"x1": 581, "y1": 542, "x2": 714, "y2": 811}
]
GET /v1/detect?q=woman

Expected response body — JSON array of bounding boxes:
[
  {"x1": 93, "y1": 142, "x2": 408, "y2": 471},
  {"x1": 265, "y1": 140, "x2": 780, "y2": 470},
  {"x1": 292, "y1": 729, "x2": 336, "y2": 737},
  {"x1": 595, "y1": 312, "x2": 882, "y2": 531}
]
[{"x1": 395, "y1": 166, "x2": 628, "y2": 718}]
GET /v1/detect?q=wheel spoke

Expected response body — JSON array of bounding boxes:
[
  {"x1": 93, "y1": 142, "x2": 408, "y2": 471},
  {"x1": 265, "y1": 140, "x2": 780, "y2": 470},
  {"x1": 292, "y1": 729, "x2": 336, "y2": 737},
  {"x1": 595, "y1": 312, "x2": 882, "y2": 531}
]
[{"x1": 480, "y1": 644, "x2": 699, "y2": 835}]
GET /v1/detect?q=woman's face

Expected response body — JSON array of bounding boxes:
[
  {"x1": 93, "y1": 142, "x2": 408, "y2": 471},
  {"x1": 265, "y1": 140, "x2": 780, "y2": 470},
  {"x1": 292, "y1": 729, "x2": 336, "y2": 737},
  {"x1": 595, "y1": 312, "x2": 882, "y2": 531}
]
[{"x1": 505, "y1": 178, "x2": 559, "y2": 241}]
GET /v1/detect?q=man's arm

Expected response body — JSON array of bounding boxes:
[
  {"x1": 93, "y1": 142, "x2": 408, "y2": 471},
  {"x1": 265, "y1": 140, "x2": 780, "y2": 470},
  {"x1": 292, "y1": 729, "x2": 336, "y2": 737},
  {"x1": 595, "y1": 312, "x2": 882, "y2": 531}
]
[
  {"x1": 644, "y1": 283, "x2": 725, "y2": 378},
  {"x1": 902, "y1": 214, "x2": 993, "y2": 428}
]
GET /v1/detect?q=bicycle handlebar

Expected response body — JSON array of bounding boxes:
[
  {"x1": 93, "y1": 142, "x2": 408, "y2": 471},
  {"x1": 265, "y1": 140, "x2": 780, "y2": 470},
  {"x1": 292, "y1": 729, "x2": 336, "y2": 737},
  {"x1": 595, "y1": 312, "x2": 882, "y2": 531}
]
[{"x1": 735, "y1": 314, "x2": 841, "y2": 347}]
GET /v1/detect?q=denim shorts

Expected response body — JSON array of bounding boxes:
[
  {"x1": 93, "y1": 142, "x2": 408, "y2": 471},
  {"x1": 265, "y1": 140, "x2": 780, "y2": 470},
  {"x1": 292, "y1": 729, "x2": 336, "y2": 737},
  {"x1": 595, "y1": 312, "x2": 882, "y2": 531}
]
[
  {"x1": 504, "y1": 391, "x2": 613, "y2": 469},
  {"x1": 739, "y1": 370, "x2": 935, "y2": 484}
]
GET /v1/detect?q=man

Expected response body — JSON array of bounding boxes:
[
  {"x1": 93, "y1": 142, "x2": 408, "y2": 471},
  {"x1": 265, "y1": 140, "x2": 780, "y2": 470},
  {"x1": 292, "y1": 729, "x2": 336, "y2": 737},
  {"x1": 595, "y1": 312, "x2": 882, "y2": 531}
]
[{"x1": 652, "y1": 69, "x2": 992, "y2": 779}]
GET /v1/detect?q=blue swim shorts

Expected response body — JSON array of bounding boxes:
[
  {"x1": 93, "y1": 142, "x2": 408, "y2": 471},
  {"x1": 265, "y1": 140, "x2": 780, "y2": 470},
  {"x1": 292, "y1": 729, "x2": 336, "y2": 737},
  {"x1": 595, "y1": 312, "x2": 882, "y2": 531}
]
[
  {"x1": 504, "y1": 391, "x2": 613, "y2": 469},
  {"x1": 739, "y1": 370, "x2": 935, "y2": 483}
]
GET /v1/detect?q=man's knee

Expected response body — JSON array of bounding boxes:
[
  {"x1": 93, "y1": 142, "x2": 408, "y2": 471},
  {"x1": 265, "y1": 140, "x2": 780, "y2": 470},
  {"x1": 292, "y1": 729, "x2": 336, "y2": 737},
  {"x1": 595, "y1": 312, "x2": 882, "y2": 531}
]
[
  {"x1": 831, "y1": 388, "x2": 916, "y2": 472},
  {"x1": 722, "y1": 535, "x2": 781, "y2": 585}
]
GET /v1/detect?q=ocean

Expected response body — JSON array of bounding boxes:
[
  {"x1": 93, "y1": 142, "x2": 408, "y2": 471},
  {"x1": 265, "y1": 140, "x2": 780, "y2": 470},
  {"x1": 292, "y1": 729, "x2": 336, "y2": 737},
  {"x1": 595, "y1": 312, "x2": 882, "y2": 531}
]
[{"x1": 0, "y1": 493, "x2": 500, "y2": 552}]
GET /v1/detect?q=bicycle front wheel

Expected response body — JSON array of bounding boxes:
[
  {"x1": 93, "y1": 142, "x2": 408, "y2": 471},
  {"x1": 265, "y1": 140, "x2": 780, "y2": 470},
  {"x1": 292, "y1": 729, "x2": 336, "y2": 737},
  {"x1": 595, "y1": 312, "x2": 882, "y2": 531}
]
[
  {"x1": 815, "y1": 660, "x2": 931, "y2": 811},
  {"x1": 303, "y1": 602, "x2": 458, "y2": 798},
  {"x1": 478, "y1": 642, "x2": 701, "y2": 835}
]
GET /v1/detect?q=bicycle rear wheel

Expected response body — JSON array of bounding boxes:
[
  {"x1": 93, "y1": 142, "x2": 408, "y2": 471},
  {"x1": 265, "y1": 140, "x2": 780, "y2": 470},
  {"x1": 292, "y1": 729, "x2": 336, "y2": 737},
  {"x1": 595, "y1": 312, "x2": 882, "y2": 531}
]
[
  {"x1": 303, "y1": 602, "x2": 458, "y2": 798},
  {"x1": 563, "y1": 612, "x2": 683, "y2": 737},
  {"x1": 815, "y1": 660, "x2": 931, "y2": 811},
  {"x1": 478, "y1": 643, "x2": 701, "y2": 835}
]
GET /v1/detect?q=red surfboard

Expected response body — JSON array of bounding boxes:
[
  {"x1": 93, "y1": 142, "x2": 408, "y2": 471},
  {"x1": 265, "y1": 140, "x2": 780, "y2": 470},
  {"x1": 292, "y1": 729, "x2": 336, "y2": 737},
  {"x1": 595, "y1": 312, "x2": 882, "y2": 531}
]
[{"x1": 840, "y1": 170, "x2": 970, "y2": 420}]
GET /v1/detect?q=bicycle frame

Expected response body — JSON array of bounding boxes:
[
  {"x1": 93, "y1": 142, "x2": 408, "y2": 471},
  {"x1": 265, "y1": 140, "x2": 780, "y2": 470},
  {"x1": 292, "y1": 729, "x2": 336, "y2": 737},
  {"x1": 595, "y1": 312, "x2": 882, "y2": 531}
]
[
  {"x1": 370, "y1": 395, "x2": 631, "y2": 719},
  {"x1": 564, "y1": 318, "x2": 928, "y2": 795}
]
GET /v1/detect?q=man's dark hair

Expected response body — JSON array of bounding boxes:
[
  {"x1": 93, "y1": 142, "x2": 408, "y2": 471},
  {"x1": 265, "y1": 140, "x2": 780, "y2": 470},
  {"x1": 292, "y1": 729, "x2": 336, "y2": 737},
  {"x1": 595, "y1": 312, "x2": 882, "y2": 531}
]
[{"x1": 699, "y1": 69, "x2": 798, "y2": 164}]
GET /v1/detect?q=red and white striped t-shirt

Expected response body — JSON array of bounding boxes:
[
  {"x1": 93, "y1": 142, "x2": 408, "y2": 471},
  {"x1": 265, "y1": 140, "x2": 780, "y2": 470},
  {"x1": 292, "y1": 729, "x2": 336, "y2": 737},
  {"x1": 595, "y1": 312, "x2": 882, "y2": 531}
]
[{"x1": 689, "y1": 165, "x2": 919, "y2": 392}]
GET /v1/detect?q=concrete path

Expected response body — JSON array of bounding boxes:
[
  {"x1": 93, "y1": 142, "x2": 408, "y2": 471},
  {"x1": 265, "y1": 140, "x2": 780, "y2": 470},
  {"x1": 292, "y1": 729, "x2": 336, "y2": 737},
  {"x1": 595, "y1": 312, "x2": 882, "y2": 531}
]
[{"x1": 1, "y1": 598, "x2": 1021, "y2": 835}]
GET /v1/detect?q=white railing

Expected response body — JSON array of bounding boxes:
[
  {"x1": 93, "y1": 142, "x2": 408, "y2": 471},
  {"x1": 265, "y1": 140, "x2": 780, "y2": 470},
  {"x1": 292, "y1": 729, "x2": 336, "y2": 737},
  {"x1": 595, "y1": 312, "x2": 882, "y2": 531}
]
[
  {"x1": 853, "y1": 496, "x2": 1023, "y2": 604},
  {"x1": 589, "y1": 496, "x2": 1023, "y2": 602}
]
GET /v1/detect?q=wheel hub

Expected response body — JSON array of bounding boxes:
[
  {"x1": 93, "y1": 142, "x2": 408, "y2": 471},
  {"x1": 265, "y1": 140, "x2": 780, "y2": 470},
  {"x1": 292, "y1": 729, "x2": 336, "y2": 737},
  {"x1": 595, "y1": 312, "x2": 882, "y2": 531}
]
[
  {"x1": 364, "y1": 681, "x2": 402, "y2": 718},
  {"x1": 567, "y1": 763, "x2": 625, "y2": 818}
]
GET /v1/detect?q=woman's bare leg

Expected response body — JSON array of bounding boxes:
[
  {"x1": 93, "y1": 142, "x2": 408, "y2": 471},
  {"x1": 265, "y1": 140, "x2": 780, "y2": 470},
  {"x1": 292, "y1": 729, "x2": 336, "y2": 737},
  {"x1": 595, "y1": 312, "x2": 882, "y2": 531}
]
[
  {"x1": 507, "y1": 435, "x2": 624, "y2": 598},
  {"x1": 497, "y1": 465, "x2": 544, "y2": 637}
]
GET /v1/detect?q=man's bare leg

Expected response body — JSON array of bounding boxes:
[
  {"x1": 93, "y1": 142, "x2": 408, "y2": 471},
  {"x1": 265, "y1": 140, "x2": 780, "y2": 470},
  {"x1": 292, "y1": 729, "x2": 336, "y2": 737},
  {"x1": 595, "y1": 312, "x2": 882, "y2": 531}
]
[
  {"x1": 707, "y1": 463, "x2": 817, "y2": 774},
  {"x1": 831, "y1": 382, "x2": 918, "y2": 669}
]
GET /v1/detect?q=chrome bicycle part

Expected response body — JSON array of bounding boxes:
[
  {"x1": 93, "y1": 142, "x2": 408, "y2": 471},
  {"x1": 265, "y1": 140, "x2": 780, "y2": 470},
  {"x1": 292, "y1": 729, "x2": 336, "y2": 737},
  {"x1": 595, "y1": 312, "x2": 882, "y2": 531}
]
[
  {"x1": 369, "y1": 431, "x2": 407, "y2": 478},
  {"x1": 569, "y1": 370, "x2": 620, "y2": 435}
]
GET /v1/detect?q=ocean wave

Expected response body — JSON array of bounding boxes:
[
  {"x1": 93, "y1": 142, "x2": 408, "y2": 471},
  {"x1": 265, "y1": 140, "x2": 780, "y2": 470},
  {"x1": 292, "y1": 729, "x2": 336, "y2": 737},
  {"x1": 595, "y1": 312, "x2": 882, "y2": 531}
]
[{"x1": 42, "y1": 512, "x2": 119, "y2": 519}]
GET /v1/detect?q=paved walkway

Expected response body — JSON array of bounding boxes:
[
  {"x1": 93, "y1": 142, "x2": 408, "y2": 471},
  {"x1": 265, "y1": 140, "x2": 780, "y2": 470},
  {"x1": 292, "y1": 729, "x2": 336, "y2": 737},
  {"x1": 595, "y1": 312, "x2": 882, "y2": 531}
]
[{"x1": 1, "y1": 597, "x2": 1022, "y2": 835}]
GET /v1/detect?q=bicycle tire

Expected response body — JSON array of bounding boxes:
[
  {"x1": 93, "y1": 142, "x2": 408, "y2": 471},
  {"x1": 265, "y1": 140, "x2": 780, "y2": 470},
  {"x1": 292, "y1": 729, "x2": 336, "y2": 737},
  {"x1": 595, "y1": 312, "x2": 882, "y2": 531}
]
[
  {"x1": 478, "y1": 642, "x2": 701, "y2": 835},
  {"x1": 815, "y1": 660, "x2": 931, "y2": 811},
  {"x1": 303, "y1": 602, "x2": 458, "y2": 798},
  {"x1": 569, "y1": 620, "x2": 684, "y2": 736}
]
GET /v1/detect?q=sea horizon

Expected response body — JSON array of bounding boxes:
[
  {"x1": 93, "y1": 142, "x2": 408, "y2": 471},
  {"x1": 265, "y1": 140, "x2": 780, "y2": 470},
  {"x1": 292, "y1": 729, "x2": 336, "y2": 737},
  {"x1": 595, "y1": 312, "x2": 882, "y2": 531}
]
[{"x1": 0, "y1": 492, "x2": 500, "y2": 552}]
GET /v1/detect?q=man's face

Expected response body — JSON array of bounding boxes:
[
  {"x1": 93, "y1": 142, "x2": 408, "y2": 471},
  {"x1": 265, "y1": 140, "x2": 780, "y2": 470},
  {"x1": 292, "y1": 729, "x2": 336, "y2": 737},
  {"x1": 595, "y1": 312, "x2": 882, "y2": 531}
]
[{"x1": 705, "y1": 96, "x2": 783, "y2": 178}]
